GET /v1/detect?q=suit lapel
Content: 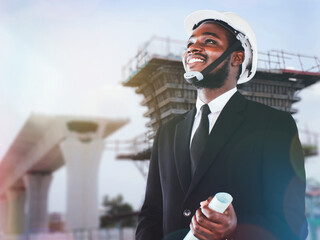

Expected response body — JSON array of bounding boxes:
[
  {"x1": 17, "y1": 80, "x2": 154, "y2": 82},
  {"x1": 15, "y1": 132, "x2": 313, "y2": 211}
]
[
  {"x1": 174, "y1": 107, "x2": 196, "y2": 195},
  {"x1": 185, "y1": 92, "x2": 247, "y2": 199}
]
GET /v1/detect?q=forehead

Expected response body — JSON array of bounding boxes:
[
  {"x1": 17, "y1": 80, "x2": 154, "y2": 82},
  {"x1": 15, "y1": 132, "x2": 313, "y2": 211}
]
[{"x1": 189, "y1": 22, "x2": 230, "y2": 41}]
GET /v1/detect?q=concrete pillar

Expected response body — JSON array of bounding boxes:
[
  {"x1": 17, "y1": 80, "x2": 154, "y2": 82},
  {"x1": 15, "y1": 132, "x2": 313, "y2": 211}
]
[
  {"x1": 0, "y1": 194, "x2": 8, "y2": 235},
  {"x1": 60, "y1": 137, "x2": 104, "y2": 230},
  {"x1": 23, "y1": 173, "x2": 52, "y2": 233},
  {"x1": 6, "y1": 188, "x2": 26, "y2": 235}
]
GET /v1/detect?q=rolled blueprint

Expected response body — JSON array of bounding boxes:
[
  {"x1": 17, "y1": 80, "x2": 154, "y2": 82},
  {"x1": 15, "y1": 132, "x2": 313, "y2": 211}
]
[{"x1": 183, "y1": 192, "x2": 233, "y2": 240}]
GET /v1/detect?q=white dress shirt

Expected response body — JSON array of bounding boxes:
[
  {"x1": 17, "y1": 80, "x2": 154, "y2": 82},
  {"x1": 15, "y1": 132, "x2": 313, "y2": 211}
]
[{"x1": 190, "y1": 87, "x2": 237, "y2": 146}]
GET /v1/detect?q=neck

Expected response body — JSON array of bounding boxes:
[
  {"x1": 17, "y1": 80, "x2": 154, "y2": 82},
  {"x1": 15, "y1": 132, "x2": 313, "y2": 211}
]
[{"x1": 197, "y1": 85, "x2": 235, "y2": 104}]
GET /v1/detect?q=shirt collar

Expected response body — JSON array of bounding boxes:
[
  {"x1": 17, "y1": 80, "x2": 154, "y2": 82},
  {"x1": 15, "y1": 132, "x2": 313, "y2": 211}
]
[{"x1": 195, "y1": 87, "x2": 237, "y2": 118}]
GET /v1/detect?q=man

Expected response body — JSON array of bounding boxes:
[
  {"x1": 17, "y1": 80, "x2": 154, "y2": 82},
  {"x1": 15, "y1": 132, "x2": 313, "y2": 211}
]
[{"x1": 136, "y1": 10, "x2": 307, "y2": 240}]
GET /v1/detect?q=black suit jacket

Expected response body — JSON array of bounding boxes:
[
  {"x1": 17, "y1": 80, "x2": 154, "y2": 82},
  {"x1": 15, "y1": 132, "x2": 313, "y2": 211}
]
[{"x1": 136, "y1": 92, "x2": 307, "y2": 240}]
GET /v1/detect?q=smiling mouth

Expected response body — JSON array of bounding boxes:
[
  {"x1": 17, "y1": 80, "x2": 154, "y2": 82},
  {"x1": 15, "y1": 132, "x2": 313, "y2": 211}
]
[
  {"x1": 188, "y1": 58, "x2": 205, "y2": 64},
  {"x1": 186, "y1": 55, "x2": 207, "y2": 65}
]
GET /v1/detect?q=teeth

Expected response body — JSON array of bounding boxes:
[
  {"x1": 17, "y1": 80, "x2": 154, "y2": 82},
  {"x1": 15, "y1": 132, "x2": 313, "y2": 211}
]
[{"x1": 188, "y1": 58, "x2": 204, "y2": 63}]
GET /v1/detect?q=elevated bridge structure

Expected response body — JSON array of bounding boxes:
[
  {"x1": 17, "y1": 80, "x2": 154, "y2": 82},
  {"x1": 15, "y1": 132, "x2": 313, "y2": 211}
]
[{"x1": 0, "y1": 114, "x2": 128, "y2": 235}]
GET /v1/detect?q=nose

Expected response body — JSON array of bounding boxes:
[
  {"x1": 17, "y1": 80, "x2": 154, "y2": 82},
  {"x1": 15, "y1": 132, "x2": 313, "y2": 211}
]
[{"x1": 187, "y1": 41, "x2": 203, "y2": 53}]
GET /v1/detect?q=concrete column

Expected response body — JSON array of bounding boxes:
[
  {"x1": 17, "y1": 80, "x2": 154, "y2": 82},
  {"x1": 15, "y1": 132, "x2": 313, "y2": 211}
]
[
  {"x1": 60, "y1": 138, "x2": 104, "y2": 230},
  {"x1": 0, "y1": 194, "x2": 8, "y2": 235},
  {"x1": 6, "y1": 188, "x2": 26, "y2": 235},
  {"x1": 23, "y1": 173, "x2": 52, "y2": 233}
]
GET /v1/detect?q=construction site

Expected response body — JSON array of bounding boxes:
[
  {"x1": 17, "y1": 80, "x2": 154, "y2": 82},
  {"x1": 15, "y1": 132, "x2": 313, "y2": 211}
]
[
  {"x1": 1, "y1": 35, "x2": 319, "y2": 240},
  {"x1": 115, "y1": 36, "x2": 320, "y2": 239}
]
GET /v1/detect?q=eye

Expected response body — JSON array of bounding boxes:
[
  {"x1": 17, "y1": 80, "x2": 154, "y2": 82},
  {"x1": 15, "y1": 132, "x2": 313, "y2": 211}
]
[
  {"x1": 205, "y1": 39, "x2": 217, "y2": 45},
  {"x1": 187, "y1": 42, "x2": 193, "y2": 48}
]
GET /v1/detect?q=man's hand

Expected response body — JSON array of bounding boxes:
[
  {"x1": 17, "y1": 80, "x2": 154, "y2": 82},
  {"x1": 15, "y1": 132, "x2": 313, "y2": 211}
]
[{"x1": 190, "y1": 196, "x2": 237, "y2": 240}]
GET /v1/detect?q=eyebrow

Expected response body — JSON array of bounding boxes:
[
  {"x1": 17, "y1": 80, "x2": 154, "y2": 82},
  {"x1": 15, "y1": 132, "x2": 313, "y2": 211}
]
[{"x1": 188, "y1": 32, "x2": 221, "y2": 41}]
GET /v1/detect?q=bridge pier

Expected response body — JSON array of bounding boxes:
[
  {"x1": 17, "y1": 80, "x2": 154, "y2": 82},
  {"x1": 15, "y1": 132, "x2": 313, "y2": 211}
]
[
  {"x1": 24, "y1": 173, "x2": 52, "y2": 233},
  {"x1": 0, "y1": 195, "x2": 8, "y2": 234},
  {"x1": 60, "y1": 137, "x2": 104, "y2": 230},
  {"x1": 6, "y1": 188, "x2": 26, "y2": 235}
]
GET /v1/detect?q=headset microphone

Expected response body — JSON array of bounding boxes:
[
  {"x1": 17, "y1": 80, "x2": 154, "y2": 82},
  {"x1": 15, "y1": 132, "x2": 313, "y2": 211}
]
[{"x1": 184, "y1": 40, "x2": 242, "y2": 84}]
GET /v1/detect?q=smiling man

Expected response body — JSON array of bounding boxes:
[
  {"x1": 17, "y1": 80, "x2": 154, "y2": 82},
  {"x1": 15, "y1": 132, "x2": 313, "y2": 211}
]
[
  {"x1": 136, "y1": 10, "x2": 307, "y2": 240},
  {"x1": 184, "y1": 22, "x2": 243, "y2": 91}
]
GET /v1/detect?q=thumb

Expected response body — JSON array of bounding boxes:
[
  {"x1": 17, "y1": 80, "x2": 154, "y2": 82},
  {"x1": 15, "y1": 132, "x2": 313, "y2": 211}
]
[{"x1": 200, "y1": 195, "x2": 214, "y2": 208}]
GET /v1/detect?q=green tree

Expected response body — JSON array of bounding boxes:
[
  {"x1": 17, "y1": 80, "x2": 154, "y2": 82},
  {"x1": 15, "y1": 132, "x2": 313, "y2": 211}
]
[{"x1": 100, "y1": 194, "x2": 138, "y2": 228}]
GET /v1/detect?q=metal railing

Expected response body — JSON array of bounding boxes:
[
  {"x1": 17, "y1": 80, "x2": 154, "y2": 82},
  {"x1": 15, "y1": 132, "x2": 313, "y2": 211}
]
[{"x1": 0, "y1": 228, "x2": 135, "y2": 240}]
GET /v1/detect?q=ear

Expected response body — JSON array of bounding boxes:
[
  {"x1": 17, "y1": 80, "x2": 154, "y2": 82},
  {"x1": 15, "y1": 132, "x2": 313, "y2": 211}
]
[{"x1": 231, "y1": 51, "x2": 244, "y2": 67}]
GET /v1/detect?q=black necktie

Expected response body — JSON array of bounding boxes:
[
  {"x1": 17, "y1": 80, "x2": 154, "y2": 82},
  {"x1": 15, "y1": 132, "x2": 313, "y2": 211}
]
[{"x1": 190, "y1": 104, "x2": 211, "y2": 175}]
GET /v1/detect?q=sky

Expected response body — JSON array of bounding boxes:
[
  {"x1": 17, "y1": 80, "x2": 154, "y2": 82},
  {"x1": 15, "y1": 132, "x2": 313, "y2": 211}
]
[{"x1": 0, "y1": 0, "x2": 319, "y2": 213}]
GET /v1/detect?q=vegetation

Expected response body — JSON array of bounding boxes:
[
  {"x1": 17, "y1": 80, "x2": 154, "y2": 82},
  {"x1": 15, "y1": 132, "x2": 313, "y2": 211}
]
[{"x1": 100, "y1": 194, "x2": 138, "y2": 228}]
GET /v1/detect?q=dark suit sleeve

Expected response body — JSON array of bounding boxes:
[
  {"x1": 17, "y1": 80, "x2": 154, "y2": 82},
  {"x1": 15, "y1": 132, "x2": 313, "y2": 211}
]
[
  {"x1": 236, "y1": 112, "x2": 308, "y2": 240},
  {"x1": 136, "y1": 127, "x2": 163, "y2": 240}
]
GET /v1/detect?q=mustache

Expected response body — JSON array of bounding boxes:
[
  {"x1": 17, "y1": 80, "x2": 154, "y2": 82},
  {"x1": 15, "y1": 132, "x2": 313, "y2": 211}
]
[{"x1": 185, "y1": 53, "x2": 207, "y2": 63}]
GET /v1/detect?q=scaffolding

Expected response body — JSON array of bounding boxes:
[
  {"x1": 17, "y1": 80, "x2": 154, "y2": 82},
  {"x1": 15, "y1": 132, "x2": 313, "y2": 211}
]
[
  {"x1": 105, "y1": 133, "x2": 152, "y2": 178},
  {"x1": 120, "y1": 37, "x2": 320, "y2": 163}
]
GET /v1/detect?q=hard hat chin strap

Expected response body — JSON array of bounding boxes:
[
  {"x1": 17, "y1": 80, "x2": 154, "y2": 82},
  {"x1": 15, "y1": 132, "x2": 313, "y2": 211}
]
[{"x1": 184, "y1": 40, "x2": 242, "y2": 84}]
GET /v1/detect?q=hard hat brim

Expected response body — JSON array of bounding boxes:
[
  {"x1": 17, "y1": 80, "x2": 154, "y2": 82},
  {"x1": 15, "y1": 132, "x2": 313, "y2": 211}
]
[{"x1": 185, "y1": 10, "x2": 232, "y2": 35}]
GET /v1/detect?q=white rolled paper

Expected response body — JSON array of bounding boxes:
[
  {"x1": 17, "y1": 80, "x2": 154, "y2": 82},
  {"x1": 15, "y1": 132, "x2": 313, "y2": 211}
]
[
  {"x1": 183, "y1": 192, "x2": 233, "y2": 240},
  {"x1": 208, "y1": 192, "x2": 233, "y2": 213}
]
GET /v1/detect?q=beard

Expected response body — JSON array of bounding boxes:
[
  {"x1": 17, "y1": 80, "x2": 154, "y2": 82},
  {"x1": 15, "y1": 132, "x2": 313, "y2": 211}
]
[{"x1": 192, "y1": 57, "x2": 230, "y2": 89}]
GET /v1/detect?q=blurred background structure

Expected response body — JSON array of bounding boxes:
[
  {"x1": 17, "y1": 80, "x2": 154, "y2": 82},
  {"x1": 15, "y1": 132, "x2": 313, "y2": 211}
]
[
  {"x1": 0, "y1": 115, "x2": 129, "y2": 238},
  {"x1": 119, "y1": 36, "x2": 320, "y2": 184},
  {"x1": 0, "y1": 0, "x2": 320, "y2": 239}
]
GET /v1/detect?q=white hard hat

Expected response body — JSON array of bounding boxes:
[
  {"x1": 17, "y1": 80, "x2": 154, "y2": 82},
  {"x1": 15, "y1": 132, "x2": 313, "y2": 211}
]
[{"x1": 184, "y1": 10, "x2": 258, "y2": 84}]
